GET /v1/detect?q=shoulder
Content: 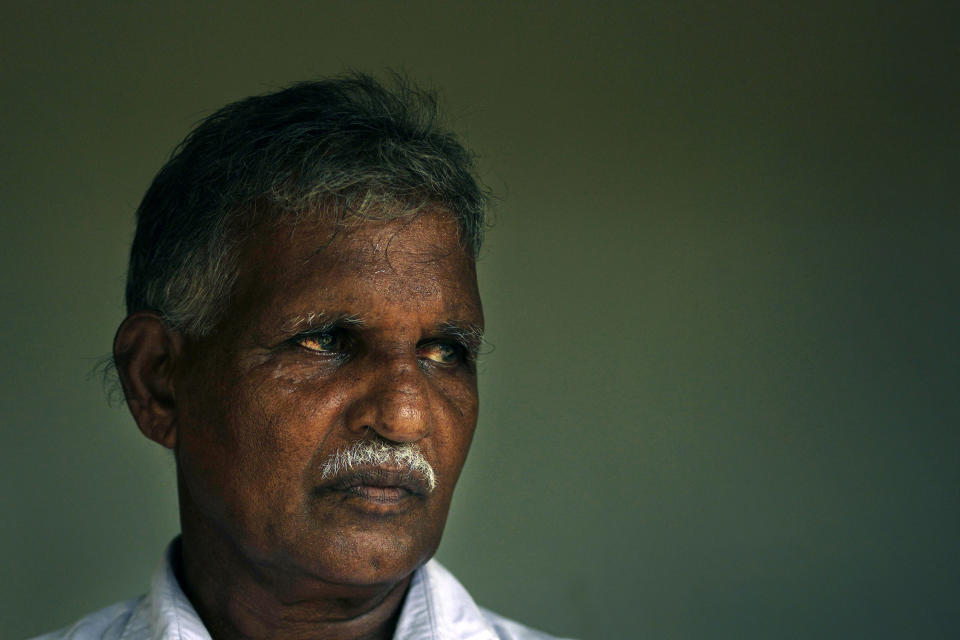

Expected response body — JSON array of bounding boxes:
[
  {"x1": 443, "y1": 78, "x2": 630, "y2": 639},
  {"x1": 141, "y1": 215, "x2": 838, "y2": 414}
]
[
  {"x1": 28, "y1": 597, "x2": 145, "y2": 640},
  {"x1": 479, "y1": 607, "x2": 577, "y2": 640}
]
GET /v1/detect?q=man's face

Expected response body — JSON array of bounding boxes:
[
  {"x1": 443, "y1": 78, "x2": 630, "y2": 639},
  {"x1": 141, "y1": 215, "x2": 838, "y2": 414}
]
[{"x1": 172, "y1": 209, "x2": 483, "y2": 587}]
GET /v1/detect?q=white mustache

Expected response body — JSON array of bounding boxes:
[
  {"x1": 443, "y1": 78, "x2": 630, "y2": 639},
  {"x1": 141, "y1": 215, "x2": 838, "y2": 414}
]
[{"x1": 319, "y1": 439, "x2": 437, "y2": 492}]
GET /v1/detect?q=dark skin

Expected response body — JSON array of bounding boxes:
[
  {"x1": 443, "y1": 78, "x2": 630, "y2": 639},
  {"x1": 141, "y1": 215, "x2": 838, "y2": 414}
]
[{"x1": 114, "y1": 209, "x2": 483, "y2": 639}]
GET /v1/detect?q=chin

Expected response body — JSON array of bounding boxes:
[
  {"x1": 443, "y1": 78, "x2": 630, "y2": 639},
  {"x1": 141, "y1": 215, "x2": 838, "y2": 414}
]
[{"x1": 281, "y1": 524, "x2": 439, "y2": 588}]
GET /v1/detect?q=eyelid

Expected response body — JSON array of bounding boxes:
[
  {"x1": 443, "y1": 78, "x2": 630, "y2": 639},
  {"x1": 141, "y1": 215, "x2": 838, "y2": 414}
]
[
  {"x1": 451, "y1": 337, "x2": 480, "y2": 361},
  {"x1": 291, "y1": 325, "x2": 352, "y2": 354},
  {"x1": 281, "y1": 313, "x2": 365, "y2": 340},
  {"x1": 418, "y1": 338, "x2": 477, "y2": 369},
  {"x1": 287, "y1": 326, "x2": 478, "y2": 369}
]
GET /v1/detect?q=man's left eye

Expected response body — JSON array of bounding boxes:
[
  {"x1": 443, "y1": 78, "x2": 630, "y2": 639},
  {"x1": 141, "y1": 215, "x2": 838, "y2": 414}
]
[{"x1": 418, "y1": 342, "x2": 460, "y2": 365}]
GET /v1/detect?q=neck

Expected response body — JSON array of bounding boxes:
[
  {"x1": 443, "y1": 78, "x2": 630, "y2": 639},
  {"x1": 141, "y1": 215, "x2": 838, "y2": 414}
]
[{"x1": 174, "y1": 530, "x2": 411, "y2": 640}]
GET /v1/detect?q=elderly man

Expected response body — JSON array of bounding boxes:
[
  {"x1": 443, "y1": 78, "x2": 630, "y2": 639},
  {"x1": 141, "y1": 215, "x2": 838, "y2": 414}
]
[{"x1": 36, "y1": 75, "x2": 567, "y2": 640}]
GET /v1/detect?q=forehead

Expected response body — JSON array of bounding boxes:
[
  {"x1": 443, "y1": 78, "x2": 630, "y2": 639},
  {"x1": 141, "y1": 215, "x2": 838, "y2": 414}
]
[{"x1": 229, "y1": 210, "x2": 482, "y2": 329}]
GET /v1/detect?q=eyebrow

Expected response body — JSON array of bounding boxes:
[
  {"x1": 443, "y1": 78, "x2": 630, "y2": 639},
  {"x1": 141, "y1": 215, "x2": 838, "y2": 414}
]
[{"x1": 280, "y1": 311, "x2": 365, "y2": 335}]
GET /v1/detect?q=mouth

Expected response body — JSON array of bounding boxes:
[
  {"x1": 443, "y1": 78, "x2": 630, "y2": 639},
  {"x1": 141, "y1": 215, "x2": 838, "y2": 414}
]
[{"x1": 315, "y1": 466, "x2": 430, "y2": 509}]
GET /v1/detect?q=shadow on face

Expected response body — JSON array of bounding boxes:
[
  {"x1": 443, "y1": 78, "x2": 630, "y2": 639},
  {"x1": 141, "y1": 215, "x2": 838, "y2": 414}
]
[{"x1": 117, "y1": 209, "x2": 484, "y2": 589}]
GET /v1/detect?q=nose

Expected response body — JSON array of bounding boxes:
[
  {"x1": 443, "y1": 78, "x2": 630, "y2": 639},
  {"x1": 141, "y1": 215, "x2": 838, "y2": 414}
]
[{"x1": 345, "y1": 357, "x2": 432, "y2": 443}]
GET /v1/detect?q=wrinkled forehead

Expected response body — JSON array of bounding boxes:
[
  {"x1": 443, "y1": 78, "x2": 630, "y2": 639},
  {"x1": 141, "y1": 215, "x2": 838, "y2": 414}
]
[
  {"x1": 229, "y1": 208, "x2": 481, "y2": 324},
  {"x1": 244, "y1": 202, "x2": 466, "y2": 255},
  {"x1": 246, "y1": 199, "x2": 475, "y2": 252},
  {"x1": 321, "y1": 211, "x2": 469, "y2": 272},
  {"x1": 252, "y1": 208, "x2": 471, "y2": 266}
]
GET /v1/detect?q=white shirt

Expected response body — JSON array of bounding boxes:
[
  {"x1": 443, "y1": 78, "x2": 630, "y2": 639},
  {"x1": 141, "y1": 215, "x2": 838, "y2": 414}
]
[{"x1": 32, "y1": 543, "x2": 568, "y2": 640}]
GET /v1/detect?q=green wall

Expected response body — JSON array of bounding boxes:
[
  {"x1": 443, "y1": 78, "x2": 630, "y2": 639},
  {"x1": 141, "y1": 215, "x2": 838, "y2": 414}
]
[{"x1": 4, "y1": 3, "x2": 958, "y2": 638}]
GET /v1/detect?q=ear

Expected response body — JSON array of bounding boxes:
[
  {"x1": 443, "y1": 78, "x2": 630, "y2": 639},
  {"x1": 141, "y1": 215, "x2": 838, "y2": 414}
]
[{"x1": 113, "y1": 312, "x2": 184, "y2": 449}]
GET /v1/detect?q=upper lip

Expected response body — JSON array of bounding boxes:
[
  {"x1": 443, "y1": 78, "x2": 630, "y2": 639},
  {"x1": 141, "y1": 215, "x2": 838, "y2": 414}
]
[{"x1": 320, "y1": 465, "x2": 430, "y2": 497}]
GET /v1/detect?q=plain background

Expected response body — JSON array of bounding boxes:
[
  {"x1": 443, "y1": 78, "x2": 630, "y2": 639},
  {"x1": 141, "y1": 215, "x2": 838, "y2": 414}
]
[{"x1": 3, "y1": 2, "x2": 958, "y2": 638}]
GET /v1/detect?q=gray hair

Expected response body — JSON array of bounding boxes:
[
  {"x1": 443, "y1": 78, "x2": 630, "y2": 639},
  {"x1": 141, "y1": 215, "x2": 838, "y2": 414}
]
[
  {"x1": 319, "y1": 439, "x2": 437, "y2": 492},
  {"x1": 125, "y1": 72, "x2": 489, "y2": 337}
]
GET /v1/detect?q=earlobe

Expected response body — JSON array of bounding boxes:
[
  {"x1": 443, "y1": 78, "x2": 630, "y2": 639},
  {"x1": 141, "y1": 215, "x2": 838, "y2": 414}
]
[{"x1": 113, "y1": 312, "x2": 183, "y2": 449}]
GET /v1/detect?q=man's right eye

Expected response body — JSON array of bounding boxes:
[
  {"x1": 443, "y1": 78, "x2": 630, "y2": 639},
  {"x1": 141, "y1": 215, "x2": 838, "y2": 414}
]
[{"x1": 295, "y1": 331, "x2": 344, "y2": 353}]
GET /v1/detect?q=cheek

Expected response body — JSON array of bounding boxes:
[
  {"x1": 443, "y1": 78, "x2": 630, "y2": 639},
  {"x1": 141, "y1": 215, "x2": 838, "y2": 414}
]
[
  {"x1": 438, "y1": 373, "x2": 480, "y2": 425},
  {"x1": 429, "y1": 383, "x2": 479, "y2": 480},
  {"x1": 178, "y1": 372, "x2": 346, "y2": 515},
  {"x1": 225, "y1": 375, "x2": 350, "y2": 475}
]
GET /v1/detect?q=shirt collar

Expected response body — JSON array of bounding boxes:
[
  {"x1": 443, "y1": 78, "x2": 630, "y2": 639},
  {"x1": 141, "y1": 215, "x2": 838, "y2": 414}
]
[
  {"x1": 131, "y1": 539, "x2": 210, "y2": 640},
  {"x1": 135, "y1": 539, "x2": 497, "y2": 640},
  {"x1": 395, "y1": 558, "x2": 498, "y2": 640}
]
